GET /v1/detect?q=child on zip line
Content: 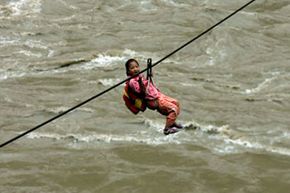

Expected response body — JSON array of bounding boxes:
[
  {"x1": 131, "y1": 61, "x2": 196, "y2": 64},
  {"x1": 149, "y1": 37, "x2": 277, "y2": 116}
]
[{"x1": 123, "y1": 58, "x2": 183, "y2": 135}]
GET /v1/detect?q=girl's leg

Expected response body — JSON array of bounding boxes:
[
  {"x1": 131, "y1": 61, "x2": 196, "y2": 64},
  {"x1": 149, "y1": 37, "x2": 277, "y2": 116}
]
[{"x1": 157, "y1": 93, "x2": 180, "y2": 130}]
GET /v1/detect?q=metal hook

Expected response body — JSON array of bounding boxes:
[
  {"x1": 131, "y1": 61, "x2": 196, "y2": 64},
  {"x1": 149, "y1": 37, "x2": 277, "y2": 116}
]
[{"x1": 147, "y1": 58, "x2": 152, "y2": 80}]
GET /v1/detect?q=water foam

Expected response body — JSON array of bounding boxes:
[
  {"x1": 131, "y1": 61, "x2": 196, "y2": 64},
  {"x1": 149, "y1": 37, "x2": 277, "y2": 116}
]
[
  {"x1": 18, "y1": 50, "x2": 42, "y2": 58},
  {"x1": 222, "y1": 138, "x2": 290, "y2": 157},
  {"x1": 0, "y1": 49, "x2": 137, "y2": 81},
  {"x1": 0, "y1": 70, "x2": 26, "y2": 81},
  {"x1": 1, "y1": 36, "x2": 52, "y2": 59},
  {"x1": 24, "y1": 39, "x2": 50, "y2": 53},
  {"x1": 8, "y1": 0, "x2": 42, "y2": 16},
  {"x1": 24, "y1": 118, "x2": 190, "y2": 146},
  {"x1": 44, "y1": 106, "x2": 94, "y2": 114},
  {"x1": 160, "y1": 0, "x2": 188, "y2": 7},
  {"x1": 67, "y1": 49, "x2": 137, "y2": 71},
  {"x1": 244, "y1": 77, "x2": 276, "y2": 94},
  {"x1": 98, "y1": 78, "x2": 121, "y2": 87},
  {"x1": 0, "y1": 36, "x2": 20, "y2": 47},
  {"x1": 176, "y1": 121, "x2": 290, "y2": 157},
  {"x1": 82, "y1": 54, "x2": 125, "y2": 70},
  {"x1": 26, "y1": 132, "x2": 183, "y2": 146},
  {"x1": 24, "y1": 119, "x2": 290, "y2": 157}
]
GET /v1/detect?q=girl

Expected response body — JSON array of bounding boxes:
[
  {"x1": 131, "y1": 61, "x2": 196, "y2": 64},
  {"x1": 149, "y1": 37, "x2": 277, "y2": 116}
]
[{"x1": 123, "y1": 58, "x2": 183, "y2": 135}]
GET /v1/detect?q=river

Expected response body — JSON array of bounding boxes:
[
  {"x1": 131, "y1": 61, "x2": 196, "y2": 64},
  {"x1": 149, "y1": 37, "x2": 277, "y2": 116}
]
[{"x1": 1, "y1": 0, "x2": 290, "y2": 192}]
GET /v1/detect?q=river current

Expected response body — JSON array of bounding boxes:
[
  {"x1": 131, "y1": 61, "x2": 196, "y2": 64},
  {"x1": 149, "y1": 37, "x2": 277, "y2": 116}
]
[{"x1": 1, "y1": 0, "x2": 290, "y2": 192}]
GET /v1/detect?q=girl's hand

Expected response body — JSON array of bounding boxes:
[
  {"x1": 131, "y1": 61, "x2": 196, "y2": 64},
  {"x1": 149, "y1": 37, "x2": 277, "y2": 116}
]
[{"x1": 138, "y1": 76, "x2": 146, "y2": 96}]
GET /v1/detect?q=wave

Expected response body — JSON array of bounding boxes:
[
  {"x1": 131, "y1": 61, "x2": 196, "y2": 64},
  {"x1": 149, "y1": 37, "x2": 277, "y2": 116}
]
[
  {"x1": 51, "y1": 49, "x2": 138, "y2": 72},
  {"x1": 24, "y1": 120, "x2": 236, "y2": 145},
  {"x1": 243, "y1": 77, "x2": 277, "y2": 94},
  {"x1": 98, "y1": 78, "x2": 122, "y2": 87},
  {"x1": 0, "y1": 36, "x2": 54, "y2": 60},
  {"x1": 43, "y1": 106, "x2": 94, "y2": 114},
  {"x1": 0, "y1": 36, "x2": 20, "y2": 47},
  {"x1": 0, "y1": 70, "x2": 26, "y2": 81},
  {"x1": 21, "y1": 118, "x2": 290, "y2": 157},
  {"x1": 116, "y1": 0, "x2": 191, "y2": 13},
  {"x1": 5, "y1": 0, "x2": 42, "y2": 17},
  {"x1": 26, "y1": 132, "x2": 183, "y2": 145},
  {"x1": 80, "y1": 54, "x2": 126, "y2": 70},
  {"x1": 143, "y1": 119, "x2": 290, "y2": 157},
  {"x1": 222, "y1": 138, "x2": 290, "y2": 157},
  {"x1": 0, "y1": 49, "x2": 137, "y2": 81},
  {"x1": 160, "y1": 0, "x2": 189, "y2": 8}
]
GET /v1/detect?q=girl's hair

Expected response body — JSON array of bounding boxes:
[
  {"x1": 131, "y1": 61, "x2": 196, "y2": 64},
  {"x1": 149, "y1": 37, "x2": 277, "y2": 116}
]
[{"x1": 125, "y1": 58, "x2": 139, "y2": 76}]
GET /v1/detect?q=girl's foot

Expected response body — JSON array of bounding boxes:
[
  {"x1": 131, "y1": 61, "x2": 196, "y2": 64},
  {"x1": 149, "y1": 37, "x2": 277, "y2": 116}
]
[
  {"x1": 173, "y1": 122, "x2": 183, "y2": 129},
  {"x1": 163, "y1": 127, "x2": 179, "y2": 135}
]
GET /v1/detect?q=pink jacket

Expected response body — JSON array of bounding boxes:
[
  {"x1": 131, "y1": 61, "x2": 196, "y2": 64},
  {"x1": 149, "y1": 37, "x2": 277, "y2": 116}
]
[{"x1": 128, "y1": 75, "x2": 160, "y2": 100}]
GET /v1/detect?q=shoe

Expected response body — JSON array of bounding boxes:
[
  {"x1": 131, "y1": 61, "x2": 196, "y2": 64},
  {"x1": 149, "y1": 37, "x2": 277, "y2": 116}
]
[
  {"x1": 173, "y1": 122, "x2": 183, "y2": 129},
  {"x1": 163, "y1": 127, "x2": 179, "y2": 135}
]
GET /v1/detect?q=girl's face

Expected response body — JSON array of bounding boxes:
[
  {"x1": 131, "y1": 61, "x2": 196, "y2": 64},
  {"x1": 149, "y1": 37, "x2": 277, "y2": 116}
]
[{"x1": 128, "y1": 61, "x2": 140, "y2": 76}]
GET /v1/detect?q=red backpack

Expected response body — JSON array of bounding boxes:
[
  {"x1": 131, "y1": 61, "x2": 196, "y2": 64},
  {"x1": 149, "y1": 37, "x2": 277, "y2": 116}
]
[{"x1": 123, "y1": 82, "x2": 146, "y2": 114}]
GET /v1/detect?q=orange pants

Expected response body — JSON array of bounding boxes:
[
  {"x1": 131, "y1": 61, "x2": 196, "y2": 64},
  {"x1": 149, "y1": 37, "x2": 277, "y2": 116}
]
[{"x1": 157, "y1": 93, "x2": 180, "y2": 128}]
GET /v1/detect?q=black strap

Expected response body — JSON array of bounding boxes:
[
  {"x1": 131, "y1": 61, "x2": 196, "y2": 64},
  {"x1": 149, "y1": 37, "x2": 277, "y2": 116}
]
[
  {"x1": 146, "y1": 58, "x2": 154, "y2": 86},
  {"x1": 147, "y1": 58, "x2": 152, "y2": 80}
]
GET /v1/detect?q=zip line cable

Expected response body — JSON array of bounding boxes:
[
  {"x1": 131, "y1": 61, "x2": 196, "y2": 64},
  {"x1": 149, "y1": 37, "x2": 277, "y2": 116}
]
[{"x1": 0, "y1": 0, "x2": 256, "y2": 148}]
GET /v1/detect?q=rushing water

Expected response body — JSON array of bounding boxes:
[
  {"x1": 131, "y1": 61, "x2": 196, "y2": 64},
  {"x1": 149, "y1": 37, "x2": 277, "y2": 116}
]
[{"x1": 1, "y1": 0, "x2": 290, "y2": 192}]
